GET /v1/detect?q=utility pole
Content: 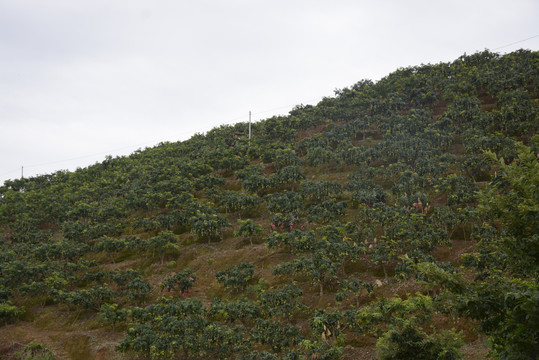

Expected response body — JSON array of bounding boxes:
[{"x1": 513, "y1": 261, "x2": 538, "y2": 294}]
[
  {"x1": 248, "y1": 111, "x2": 252, "y2": 145},
  {"x1": 21, "y1": 166, "x2": 23, "y2": 179}
]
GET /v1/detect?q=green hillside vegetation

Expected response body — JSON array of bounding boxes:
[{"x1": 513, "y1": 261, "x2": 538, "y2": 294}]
[{"x1": 0, "y1": 49, "x2": 538, "y2": 359}]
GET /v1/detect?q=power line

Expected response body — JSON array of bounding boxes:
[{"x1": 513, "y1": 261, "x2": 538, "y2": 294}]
[
  {"x1": 493, "y1": 34, "x2": 539, "y2": 51},
  {"x1": 252, "y1": 97, "x2": 324, "y2": 117},
  {"x1": 25, "y1": 144, "x2": 148, "y2": 169},
  {"x1": 3, "y1": 33, "x2": 537, "y2": 179},
  {"x1": 2, "y1": 35, "x2": 537, "y2": 181},
  {"x1": 0, "y1": 138, "x2": 175, "y2": 180},
  {"x1": 0, "y1": 96, "x2": 325, "y2": 181},
  {"x1": 0, "y1": 168, "x2": 24, "y2": 179},
  {"x1": 215, "y1": 96, "x2": 324, "y2": 126}
]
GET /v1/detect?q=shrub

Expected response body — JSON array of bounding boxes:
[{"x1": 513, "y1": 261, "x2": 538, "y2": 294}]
[
  {"x1": 376, "y1": 321, "x2": 463, "y2": 360},
  {"x1": 216, "y1": 261, "x2": 254, "y2": 292}
]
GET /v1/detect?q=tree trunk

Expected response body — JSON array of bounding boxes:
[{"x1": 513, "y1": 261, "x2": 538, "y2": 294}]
[{"x1": 356, "y1": 288, "x2": 363, "y2": 308}]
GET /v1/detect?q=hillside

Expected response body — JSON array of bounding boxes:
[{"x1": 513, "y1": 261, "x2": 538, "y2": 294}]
[{"x1": 0, "y1": 49, "x2": 538, "y2": 360}]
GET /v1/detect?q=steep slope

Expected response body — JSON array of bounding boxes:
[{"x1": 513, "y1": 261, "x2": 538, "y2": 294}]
[{"x1": 0, "y1": 49, "x2": 538, "y2": 360}]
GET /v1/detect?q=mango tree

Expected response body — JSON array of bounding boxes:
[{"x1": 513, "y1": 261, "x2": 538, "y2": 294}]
[
  {"x1": 259, "y1": 283, "x2": 304, "y2": 320},
  {"x1": 208, "y1": 297, "x2": 261, "y2": 325},
  {"x1": 94, "y1": 236, "x2": 129, "y2": 263},
  {"x1": 190, "y1": 212, "x2": 230, "y2": 243},
  {"x1": 142, "y1": 231, "x2": 180, "y2": 264},
  {"x1": 161, "y1": 268, "x2": 197, "y2": 297},
  {"x1": 264, "y1": 191, "x2": 303, "y2": 214},
  {"x1": 234, "y1": 219, "x2": 263, "y2": 245},
  {"x1": 300, "y1": 180, "x2": 342, "y2": 203},
  {"x1": 216, "y1": 261, "x2": 254, "y2": 293},
  {"x1": 335, "y1": 278, "x2": 374, "y2": 307},
  {"x1": 250, "y1": 319, "x2": 303, "y2": 353},
  {"x1": 273, "y1": 165, "x2": 306, "y2": 191}
]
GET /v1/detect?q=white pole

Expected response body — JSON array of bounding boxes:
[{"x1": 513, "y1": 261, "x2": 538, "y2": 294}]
[{"x1": 249, "y1": 111, "x2": 252, "y2": 144}]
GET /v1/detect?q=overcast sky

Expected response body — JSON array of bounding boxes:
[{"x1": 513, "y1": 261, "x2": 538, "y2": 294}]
[{"x1": 1, "y1": 0, "x2": 538, "y2": 183}]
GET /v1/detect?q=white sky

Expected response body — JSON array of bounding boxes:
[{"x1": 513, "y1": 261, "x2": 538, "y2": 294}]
[{"x1": 1, "y1": 0, "x2": 538, "y2": 183}]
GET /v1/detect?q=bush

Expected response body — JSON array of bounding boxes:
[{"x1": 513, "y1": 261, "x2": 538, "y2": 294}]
[
  {"x1": 0, "y1": 301, "x2": 25, "y2": 324},
  {"x1": 161, "y1": 269, "x2": 197, "y2": 297},
  {"x1": 376, "y1": 321, "x2": 463, "y2": 360},
  {"x1": 307, "y1": 199, "x2": 347, "y2": 223},
  {"x1": 15, "y1": 341, "x2": 55, "y2": 360},
  {"x1": 216, "y1": 261, "x2": 254, "y2": 292}
]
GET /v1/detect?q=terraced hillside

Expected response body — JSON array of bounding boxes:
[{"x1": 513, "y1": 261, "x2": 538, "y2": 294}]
[{"x1": 1, "y1": 49, "x2": 538, "y2": 360}]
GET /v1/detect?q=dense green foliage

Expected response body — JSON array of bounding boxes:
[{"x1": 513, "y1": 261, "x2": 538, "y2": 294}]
[{"x1": 0, "y1": 49, "x2": 538, "y2": 359}]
